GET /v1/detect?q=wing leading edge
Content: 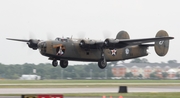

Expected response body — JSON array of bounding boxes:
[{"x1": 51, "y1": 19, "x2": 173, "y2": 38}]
[{"x1": 79, "y1": 36, "x2": 174, "y2": 50}]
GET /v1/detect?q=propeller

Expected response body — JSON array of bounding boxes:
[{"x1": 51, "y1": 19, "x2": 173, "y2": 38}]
[
  {"x1": 46, "y1": 32, "x2": 55, "y2": 40},
  {"x1": 20, "y1": 31, "x2": 37, "y2": 48},
  {"x1": 77, "y1": 31, "x2": 86, "y2": 39},
  {"x1": 29, "y1": 31, "x2": 36, "y2": 39},
  {"x1": 6, "y1": 38, "x2": 40, "y2": 50},
  {"x1": 102, "y1": 30, "x2": 112, "y2": 39}
]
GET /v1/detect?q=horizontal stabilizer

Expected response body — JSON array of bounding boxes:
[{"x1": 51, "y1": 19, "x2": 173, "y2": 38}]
[{"x1": 139, "y1": 44, "x2": 154, "y2": 47}]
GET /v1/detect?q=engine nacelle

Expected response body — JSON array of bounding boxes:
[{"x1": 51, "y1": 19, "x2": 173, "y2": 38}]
[
  {"x1": 104, "y1": 38, "x2": 119, "y2": 48},
  {"x1": 79, "y1": 39, "x2": 96, "y2": 49},
  {"x1": 104, "y1": 30, "x2": 130, "y2": 49},
  {"x1": 27, "y1": 39, "x2": 40, "y2": 50},
  {"x1": 104, "y1": 38, "x2": 128, "y2": 49}
]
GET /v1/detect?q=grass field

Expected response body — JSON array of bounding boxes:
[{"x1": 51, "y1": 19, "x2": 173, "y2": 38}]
[{"x1": 0, "y1": 79, "x2": 180, "y2": 88}]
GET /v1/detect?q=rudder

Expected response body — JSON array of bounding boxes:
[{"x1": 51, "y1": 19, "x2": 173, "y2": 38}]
[
  {"x1": 116, "y1": 31, "x2": 130, "y2": 39},
  {"x1": 155, "y1": 30, "x2": 169, "y2": 56}
]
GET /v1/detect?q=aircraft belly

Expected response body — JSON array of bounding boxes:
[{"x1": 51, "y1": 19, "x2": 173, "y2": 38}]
[{"x1": 73, "y1": 44, "x2": 101, "y2": 61}]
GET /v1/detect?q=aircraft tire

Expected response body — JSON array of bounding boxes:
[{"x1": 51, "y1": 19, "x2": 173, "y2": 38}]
[
  {"x1": 52, "y1": 60, "x2": 58, "y2": 67},
  {"x1": 98, "y1": 59, "x2": 107, "y2": 69},
  {"x1": 60, "y1": 60, "x2": 68, "y2": 68}
]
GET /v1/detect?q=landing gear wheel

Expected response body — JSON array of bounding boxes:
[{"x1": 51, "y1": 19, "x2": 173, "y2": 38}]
[
  {"x1": 98, "y1": 59, "x2": 107, "y2": 69},
  {"x1": 60, "y1": 60, "x2": 68, "y2": 68},
  {"x1": 52, "y1": 60, "x2": 58, "y2": 67}
]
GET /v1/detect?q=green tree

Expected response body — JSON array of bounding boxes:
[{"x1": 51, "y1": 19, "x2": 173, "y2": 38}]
[
  {"x1": 150, "y1": 72, "x2": 157, "y2": 79},
  {"x1": 141, "y1": 58, "x2": 149, "y2": 63},
  {"x1": 168, "y1": 60, "x2": 177, "y2": 64},
  {"x1": 138, "y1": 74, "x2": 143, "y2": 79},
  {"x1": 176, "y1": 73, "x2": 180, "y2": 79},
  {"x1": 162, "y1": 72, "x2": 168, "y2": 79},
  {"x1": 125, "y1": 72, "x2": 133, "y2": 78},
  {"x1": 130, "y1": 58, "x2": 142, "y2": 63},
  {"x1": 130, "y1": 58, "x2": 149, "y2": 63}
]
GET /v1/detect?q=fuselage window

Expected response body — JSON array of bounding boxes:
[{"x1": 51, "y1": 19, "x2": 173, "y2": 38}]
[{"x1": 61, "y1": 39, "x2": 68, "y2": 42}]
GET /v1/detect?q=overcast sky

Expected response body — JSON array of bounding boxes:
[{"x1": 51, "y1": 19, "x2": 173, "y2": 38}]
[{"x1": 0, "y1": 0, "x2": 179, "y2": 65}]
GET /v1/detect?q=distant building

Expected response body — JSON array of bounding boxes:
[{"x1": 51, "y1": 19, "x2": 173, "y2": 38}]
[
  {"x1": 164, "y1": 66, "x2": 170, "y2": 71},
  {"x1": 111, "y1": 63, "x2": 180, "y2": 79},
  {"x1": 20, "y1": 74, "x2": 41, "y2": 80},
  {"x1": 177, "y1": 66, "x2": 180, "y2": 73},
  {"x1": 166, "y1": 69, "x2": 177, "y2": 79},
  {"x1": 111, "y1": 64, "x2": 126, "y2": 77},
  {"x1": 155, "y1": 66, "x2": 163, "y2": 78},
  {"x1": 131, "y1": 65, "x2": 139, "y2": 76},
  {"x1": 144, "y1": 66, "x2": 152, "y2": 78}
]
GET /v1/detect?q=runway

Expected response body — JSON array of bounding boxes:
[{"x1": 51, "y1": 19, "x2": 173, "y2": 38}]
[{"x1": 1, "y1": 87, "x2": 180, "y2": 94}]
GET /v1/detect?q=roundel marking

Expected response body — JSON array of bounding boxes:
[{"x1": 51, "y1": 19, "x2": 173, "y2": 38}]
[
  {"x1": 125, "y1": 48, "x2": 129, "y2": 55},
  {"x1": 110, "y1": 49, "x2": 117, "y2": 56}
]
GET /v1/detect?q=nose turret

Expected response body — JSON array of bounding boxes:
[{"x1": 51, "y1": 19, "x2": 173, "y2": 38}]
[{"x1": 38, "y1": 41, "x2": 47, "y2": 54}]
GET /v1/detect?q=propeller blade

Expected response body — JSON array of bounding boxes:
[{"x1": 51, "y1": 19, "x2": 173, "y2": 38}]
[
  {"x1": 46, "y1": 32, "x2": 54, "y2": 40},
  {"x1": 77, "y1": 31, "x2": 86, "y2": 39},
  {"x1": 6, "y1": 38, "x2": 29, "y2": 42},
  {"x1": 102, "y1": 30, "x2": 112, "y2": 39}
]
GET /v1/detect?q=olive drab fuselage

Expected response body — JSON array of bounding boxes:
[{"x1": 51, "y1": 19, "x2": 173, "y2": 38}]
[
  {"x1": 39, "y1": 38, "x2": 148, "y2": 62},
  {"x1": 6, "y1": 30, "x2": 174, "y2": 69}
]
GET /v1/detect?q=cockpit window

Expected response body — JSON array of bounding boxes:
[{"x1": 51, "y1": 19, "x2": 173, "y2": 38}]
[
  {"x1": 55, "y1": 37, "x2": 68, "y2": 42},
  {"x1": 61, "y1": 39, "x2": 68, "y2": 42},
  {"x1": 55, "y1": 38, "x2": 61, "y2": 41}
]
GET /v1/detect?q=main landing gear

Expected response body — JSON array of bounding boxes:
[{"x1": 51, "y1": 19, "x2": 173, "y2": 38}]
[
  {"x1": 52, "y1": 60, "x2": 58, "y2": 67},
  {"x1": 98, "y1": 58, "x2": 107, "y2": 69},
  {"x1": 98, "y1": 51, "x2": 107, "y2": 69},
  {"x1": 52, "y1": 60, "x2": 68, "y2": 68}
]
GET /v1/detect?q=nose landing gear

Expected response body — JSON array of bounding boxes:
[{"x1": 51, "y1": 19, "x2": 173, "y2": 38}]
[{"x1": 60, "y1": 60, "x2": 68, "y2": 68}]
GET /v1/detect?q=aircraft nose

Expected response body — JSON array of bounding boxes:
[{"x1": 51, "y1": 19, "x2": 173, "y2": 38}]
[
  {"x1": 38, "y1": 41, "x2": 46, "y2": 48},
  {"x1": 38, "y1": 41, "x2": 47, "y2": 54}
]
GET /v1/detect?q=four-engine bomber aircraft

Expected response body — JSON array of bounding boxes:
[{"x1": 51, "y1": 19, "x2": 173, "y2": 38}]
[{"x1": 7, "y1": 30, "x2": 174, "y2": 69}]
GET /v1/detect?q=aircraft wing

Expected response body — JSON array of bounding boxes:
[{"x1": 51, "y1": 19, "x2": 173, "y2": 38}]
[
  {"x1": 103, "y1": 36, "x2": 174, "y2": 49},
  {"x1": 79, "y1": 36, "x2": 174, "y2": 49},
  {"x1": 117, "y1": 37, "x2": 173, "y2": 45}
]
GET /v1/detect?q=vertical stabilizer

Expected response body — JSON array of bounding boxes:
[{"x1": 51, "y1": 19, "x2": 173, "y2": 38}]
[
  {"x1": 155, "y1": 30, "x2": 169, "y2": 56},
  {"x1": 116, "y1": 31, "x2": 130, "y2": 39}
]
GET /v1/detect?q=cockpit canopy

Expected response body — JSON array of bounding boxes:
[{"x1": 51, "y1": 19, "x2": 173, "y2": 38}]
[{"x1": 55, "y1": 37, "x2": 69, "y2": 42}]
